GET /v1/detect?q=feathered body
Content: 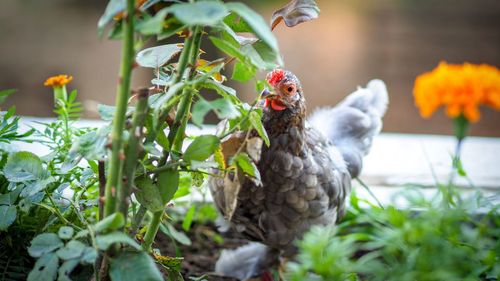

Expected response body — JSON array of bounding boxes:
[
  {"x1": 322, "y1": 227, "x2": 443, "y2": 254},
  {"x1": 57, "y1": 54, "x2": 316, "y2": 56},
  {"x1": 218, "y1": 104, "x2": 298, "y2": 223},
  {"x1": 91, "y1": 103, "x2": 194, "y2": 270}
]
[{"x1": 210, "y1": 70, "x2": 388, "y2": 279}]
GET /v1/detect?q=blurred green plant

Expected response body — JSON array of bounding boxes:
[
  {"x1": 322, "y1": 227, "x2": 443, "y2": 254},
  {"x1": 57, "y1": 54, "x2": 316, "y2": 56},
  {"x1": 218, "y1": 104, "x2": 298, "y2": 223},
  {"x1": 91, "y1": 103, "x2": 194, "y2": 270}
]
[{"x1": 286, "y1": 189, "x2": 500, "y2": 281}]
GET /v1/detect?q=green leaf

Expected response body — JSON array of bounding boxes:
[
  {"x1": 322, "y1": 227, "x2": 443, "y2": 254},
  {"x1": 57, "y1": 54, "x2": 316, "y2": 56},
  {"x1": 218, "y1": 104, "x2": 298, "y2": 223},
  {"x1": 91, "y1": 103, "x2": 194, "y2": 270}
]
[
  {"x1": 249, "y1": 110, "x2": 269, "y2": 146},
  {"x1": 210, "y1": 98, "x2": 240, "y2": 120},
  {"x1": 28, "y1": 233, "x2": 64, "y2": 258},
  {"x1": 3, "y1": 151, "x2": 44, "y2": 182},
  {"x1": 97, "y1": 104, "x2": 134, "y2": 121},
  {"x1": 136, "y1": 44, "x2": 183, "y2": 69},
  {"x1": 226, "y1": 2, "x2": 279, "y2": 52},
  {"x1": 157, "y1": 169, "x2": 179, "y2": 205},
  {"x1": 183, "y1": 135, "x2": 220, "y2": 163},
  {"x1": 192, "y1": 98, "x2": 213, "y2": 127},
  {"x1": 96, "y1": 232, "x2": 142, "y2": 251},
  {"x1": 27, "y1": 252, "x2": 59, "y2": 281},
  {"x1": 94, "y1": 212, "x2": 125, "y2": 233},
  {"x1": 232, "y1": 60, "x2": 256, "y2": 82},
  {"x1": 98, "y1": 0, "x2": 125, "y2": 35},
  {"x1": 192, "y1": 98, "x2": 240, "y2": 127},
  {"x1": 0, "y1": 89, "x2": 16, "y2": 104},
  {"x1": 209, "y1": 36, "x2": 245, "y2": 62},
  {"x1": 233, "y1": 153, "x2": 261, "y2": 184},
  {"x1": 0, "y1": 205, "x2": 16, "y2": 231},
  {"x1": 110, "y1": 251, "x2": 163, "y2": 281},
  {"x1": 223, "y1": 12, "x2": 253, "y2": 33},
  {"x1": 21, "y1": 177, "x2": 55, "y2": 198},
  {"x1": 135, "y1": 177, "x2": 165, "y2": 213},
  {"x1": 58, "y1": 226, "x2": 74, "y2": 240},
  {"x1": 56, "y1": 240, "x2": 86, "y2": 260},
  {"x1": 81, "y1": 247, "x2": 98, "y2": 264},
  {"x1": 182, "y1": 205, "x2": 196, "y2": 232},
  {"x1": 0, "y1": 187, "x2": 21, "y2": 205},
  {"x1": 201, "y1": 79, "x2": 237, "y2": 98},
  {"x1": 160, "y1": 223, "x2": 192, "y2": 246},
  {"x1": 169, "y1": 1, "x2": 228, "y2": 26},
  {"x1": 57, "y1": 259, "x2": 79, "y2": 281},
  {"x1": 136, "y1": 9, "x2": 169, "y2": 35}
]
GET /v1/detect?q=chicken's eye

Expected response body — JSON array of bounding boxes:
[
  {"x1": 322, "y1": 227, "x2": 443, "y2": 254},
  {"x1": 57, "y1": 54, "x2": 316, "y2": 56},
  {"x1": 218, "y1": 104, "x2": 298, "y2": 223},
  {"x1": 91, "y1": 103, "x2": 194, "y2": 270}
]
[{"x1": 284, "y1": 84, "x2": 296, "y2": 95}]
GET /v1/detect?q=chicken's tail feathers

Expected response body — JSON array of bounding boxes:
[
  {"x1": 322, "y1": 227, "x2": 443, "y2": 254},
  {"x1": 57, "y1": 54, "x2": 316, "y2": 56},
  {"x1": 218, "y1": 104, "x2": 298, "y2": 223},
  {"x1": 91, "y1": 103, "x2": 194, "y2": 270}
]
[
  {"x1": 215, "y1": 242, "x2": 274, "y2": 280},
  {"x1": 308, "y1": 79, "x2": 389, "y2": 178}
]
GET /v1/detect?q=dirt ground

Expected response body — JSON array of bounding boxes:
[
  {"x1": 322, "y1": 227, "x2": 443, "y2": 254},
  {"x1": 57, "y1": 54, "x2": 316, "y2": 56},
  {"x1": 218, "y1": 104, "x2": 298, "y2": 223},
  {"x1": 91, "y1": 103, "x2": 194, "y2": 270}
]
[{"x1": 156, "y1": 222, "x2": 248, "y2": 280}]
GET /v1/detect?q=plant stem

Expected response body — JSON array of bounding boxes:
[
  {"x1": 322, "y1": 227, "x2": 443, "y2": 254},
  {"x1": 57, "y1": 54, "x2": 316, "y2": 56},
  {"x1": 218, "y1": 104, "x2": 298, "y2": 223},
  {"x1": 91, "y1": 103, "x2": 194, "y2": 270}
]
[
  {"x1": 103, "y1": 0, "x2": 135, "y2": 218},
  {"x1": 142, "y1": 211, "x2": 162, "y2": 251},
  {"x1": 142, "y1": 26, "x2": 203, "y2": 251},
  {"x1": 117, "y1": 89, "x2": 149, "y2": 219}
]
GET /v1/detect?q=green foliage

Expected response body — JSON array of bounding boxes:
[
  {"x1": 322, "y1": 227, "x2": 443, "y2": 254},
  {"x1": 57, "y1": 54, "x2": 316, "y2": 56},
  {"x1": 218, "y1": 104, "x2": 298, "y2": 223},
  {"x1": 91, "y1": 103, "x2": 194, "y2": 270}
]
[{"x1": 286, "y1": 190, "x2": 500, "y2": 281}]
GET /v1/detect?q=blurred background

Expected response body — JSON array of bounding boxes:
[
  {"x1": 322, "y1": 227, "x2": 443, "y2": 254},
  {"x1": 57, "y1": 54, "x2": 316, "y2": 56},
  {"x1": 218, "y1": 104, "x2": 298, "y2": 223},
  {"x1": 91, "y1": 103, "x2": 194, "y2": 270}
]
[{"x1": 1, "y1": 0, "x2": 499, "y2": 136}]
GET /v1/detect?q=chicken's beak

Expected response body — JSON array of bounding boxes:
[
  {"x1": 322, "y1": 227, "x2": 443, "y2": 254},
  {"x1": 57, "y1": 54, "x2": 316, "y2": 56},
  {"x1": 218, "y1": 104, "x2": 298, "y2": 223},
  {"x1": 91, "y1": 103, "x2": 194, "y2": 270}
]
[{"x1": 260, "y1": 88, "x2": 277, "y2": 99}]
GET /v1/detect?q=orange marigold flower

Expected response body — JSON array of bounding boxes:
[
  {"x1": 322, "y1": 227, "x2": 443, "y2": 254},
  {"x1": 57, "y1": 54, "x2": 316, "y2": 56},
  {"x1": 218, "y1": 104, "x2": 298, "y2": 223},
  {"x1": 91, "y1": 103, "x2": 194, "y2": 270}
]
[
  {"x1": 413, "y1": 62, "x2": 500, "y2": 122},
  {"x1": 44, "y1": 74, "x2": 73, "y2": 87}
]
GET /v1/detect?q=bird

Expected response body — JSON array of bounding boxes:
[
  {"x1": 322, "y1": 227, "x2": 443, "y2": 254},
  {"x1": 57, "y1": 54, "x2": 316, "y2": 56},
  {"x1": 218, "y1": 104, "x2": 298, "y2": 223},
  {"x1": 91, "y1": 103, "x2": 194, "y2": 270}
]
[{"x1": 209, "y1": 69, "x2": 388, "y2": 280}]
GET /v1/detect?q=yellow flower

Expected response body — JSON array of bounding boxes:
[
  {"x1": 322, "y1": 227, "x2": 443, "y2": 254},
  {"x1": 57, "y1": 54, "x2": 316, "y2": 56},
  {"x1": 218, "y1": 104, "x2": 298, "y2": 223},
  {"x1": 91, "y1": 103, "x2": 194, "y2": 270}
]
[
  {"x1": 44, "y1": 75, "x2": 73, "y2": 88},
  {"x1": 413, "y1": 62, "x2": 500, "y2": 122}
]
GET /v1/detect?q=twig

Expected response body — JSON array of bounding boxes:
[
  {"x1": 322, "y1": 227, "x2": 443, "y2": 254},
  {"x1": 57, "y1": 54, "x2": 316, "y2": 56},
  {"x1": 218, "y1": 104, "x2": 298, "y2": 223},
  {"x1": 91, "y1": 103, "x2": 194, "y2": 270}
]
[
  {"x1": 103, "y1": 0, "x2": 136, "y2": 218},
  {"x1": 98, "y1": 161, "x2": 106, "y2": 220}
]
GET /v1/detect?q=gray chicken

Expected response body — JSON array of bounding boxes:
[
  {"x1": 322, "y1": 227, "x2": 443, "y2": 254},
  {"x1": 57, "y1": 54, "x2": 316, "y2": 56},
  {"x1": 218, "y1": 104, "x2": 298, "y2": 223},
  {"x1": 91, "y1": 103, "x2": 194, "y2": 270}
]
[{"x1": 209, "y1": 69, "x2": 388, "y2": 280}]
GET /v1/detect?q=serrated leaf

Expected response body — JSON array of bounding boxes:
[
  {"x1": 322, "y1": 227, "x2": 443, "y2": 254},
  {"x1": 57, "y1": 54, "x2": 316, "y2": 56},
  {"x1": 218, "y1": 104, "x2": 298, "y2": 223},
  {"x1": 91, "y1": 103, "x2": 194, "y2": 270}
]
[
  {"x1": 226, "y1": 2, "x2": 279, "y2": 52},
  {"x1": 183, "y1": 135, "x2": 220, "y2": 163},
  {"x1": 96, "y1": 232, "x2": 141, "y2": 251},
  {"x1": 136, "y1": 44, "x2": 183, "y2": 69},
  {"x1": 58, "y1": 226, "x2": 74, "y2": 240},
  {"x1": 94, "y1": 212, "x2": 125, "y2": 233},
  {"x1": 28, "y1": 233, "x2": 64, "y2": 258},
  {"x1": 0, "y1": 205, "x2": 16, "y2": 231},
  {"x1": 56, "y1": 240, "x2": 86, "y2": 260},
  {"x1": 3, "y1": 151, "x2": 44, "y2": 182},
  {"x1": 169, "y1": 1, "x2": 228, "y2": 26},
  {"x1": 27, "y1": 252, "x2": 59, "y2": 281},
  {"x1": 110, "y1": 251, "x2": 163, "y2": 281},
  {"x1": 271, "y1": 0, "x2": 320, "y2": 30}
]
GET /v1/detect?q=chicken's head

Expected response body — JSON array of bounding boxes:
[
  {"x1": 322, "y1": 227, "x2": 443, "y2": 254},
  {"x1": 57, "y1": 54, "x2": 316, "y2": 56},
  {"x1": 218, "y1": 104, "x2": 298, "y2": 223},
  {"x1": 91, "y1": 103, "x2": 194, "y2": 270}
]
[{"x1": 262, "y1": 69, "x2": 303, "y2": 111}]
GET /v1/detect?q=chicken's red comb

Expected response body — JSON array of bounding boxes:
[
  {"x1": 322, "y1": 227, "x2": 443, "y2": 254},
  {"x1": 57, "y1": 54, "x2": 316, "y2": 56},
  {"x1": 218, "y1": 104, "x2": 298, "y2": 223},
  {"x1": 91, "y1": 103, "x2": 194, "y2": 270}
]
[{"x1": 266, "y1": 69, "x2": 285, "y2": 86}]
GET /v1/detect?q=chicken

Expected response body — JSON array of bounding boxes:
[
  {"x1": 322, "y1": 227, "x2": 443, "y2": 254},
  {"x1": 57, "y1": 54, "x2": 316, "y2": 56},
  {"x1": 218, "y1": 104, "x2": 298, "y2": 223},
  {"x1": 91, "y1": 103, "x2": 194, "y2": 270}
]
[{"x1": 209, "y1": 69, "x2": 388, "y2": 280}]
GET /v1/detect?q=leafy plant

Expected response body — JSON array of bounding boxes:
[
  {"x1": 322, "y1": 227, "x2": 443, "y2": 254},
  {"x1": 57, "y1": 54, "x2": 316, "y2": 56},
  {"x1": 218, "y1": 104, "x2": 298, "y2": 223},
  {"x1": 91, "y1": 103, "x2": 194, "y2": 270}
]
[{"x1": 286, "y1": 189, "x2": 500, "y2": 281}]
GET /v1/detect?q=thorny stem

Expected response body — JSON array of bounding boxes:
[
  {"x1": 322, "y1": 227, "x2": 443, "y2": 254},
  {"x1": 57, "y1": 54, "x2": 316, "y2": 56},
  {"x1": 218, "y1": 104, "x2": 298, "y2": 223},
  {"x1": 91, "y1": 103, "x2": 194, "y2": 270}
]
[
  {"x1": 143, "y1": 211, "x2": 162, "y2": 251},
  {"x1": 103, "y1": 0, "x2": 135, "y2": 218},
  {"x1": 142, "y1": 26, "x2": 203, "y2": 252},
  {"x1": 117, "y1": 89, "x2": 149, "y2": 220},
  {"x1": 98, "y1": 161, "x2": 106, "y2": 220}
]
